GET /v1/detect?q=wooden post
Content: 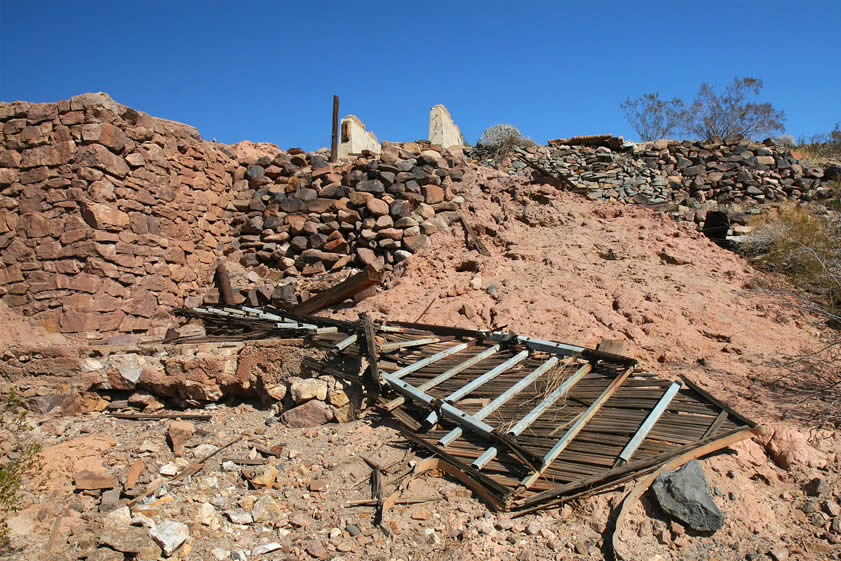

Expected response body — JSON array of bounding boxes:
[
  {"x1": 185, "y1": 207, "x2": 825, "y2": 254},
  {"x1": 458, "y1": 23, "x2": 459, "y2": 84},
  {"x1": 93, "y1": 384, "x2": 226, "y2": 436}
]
[
  {"x1": 215, "y1": 262, "x2": 235, "y2": 306},
  {"x1": 358, "y1": 313, "x2": 380, "y2": 398},
  {"x1": 330, "y1": 95, "x2": 339, "y2": 162}
]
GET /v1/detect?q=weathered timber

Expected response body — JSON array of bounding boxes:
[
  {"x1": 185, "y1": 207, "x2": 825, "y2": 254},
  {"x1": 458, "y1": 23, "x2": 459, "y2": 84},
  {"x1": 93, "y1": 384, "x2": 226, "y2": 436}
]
[
  {"x1": 215, "y1": 262, "x2": 235, "y2": 306},
  {"x1": 330, "y1": 95, "x2": 339, "y2": 163},
  {"x1": 457, "y1": 213, "x2": 491, "y2": 257},
  {"x1": 293, "y1": 265, "x2": 383, "y2": 315}
]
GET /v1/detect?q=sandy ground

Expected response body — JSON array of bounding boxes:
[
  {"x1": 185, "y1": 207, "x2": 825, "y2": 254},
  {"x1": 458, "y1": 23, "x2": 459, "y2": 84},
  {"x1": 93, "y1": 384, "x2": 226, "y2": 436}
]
[{"x1": 2, "y1": 165, "x2": 841, "y2": 560}]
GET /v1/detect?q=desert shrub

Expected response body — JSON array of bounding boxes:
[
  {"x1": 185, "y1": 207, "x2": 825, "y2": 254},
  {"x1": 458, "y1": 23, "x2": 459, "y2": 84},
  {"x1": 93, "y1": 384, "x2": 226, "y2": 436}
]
[
  {"x1": 621, "y1": 76, "x2": 786, "y2": 141},
  {"x1": 0, "y1": 389, "x2": 44, "y2": 544},
  {"x1": 796, "y1": 122, "x2": 841, "y2": 165},
  {"x1": 475, "y1": 123, "x2": 534, "y2": 161},
  {"x1": 620, "y1": 93, "x2": 685, "y2": 141},
  {"x1": 745, "y1": 203, "x2": 841, "y2": 320},
  {"x1": 745, "y1": 203, "x2": 841, "y2": 426}
]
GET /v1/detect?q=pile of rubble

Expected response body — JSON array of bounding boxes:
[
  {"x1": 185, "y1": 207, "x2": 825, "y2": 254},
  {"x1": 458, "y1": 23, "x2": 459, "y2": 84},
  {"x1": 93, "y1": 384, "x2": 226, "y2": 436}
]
[{"x1": 224, "y1": 142, "x2": 469, "y2": 280}]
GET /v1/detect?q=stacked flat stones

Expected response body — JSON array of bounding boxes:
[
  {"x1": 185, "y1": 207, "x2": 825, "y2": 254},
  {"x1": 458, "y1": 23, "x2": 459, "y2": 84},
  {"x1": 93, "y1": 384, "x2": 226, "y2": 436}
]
[
  {"x1": 227, "y1": 141, "x2": 466, "y2": 277},
  {"x1": 0, "y1": 93, "x2": 236, "y2": 335},
  {"x1": 469, "y1": 136, "x2": 830, "y2": 210}
]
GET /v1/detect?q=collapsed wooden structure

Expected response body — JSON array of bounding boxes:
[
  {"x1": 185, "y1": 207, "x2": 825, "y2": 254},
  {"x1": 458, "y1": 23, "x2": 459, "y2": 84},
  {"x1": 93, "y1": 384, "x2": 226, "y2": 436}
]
[{"x1": 178, "y1": 305, "x2": 759, "y2": 514}]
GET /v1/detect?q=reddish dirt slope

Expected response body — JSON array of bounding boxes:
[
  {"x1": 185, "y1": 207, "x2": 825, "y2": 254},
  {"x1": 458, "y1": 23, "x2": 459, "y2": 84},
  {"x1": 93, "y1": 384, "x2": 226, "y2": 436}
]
[{"x1": 331, "y1": 166, "x2": 824, "y2": 427}]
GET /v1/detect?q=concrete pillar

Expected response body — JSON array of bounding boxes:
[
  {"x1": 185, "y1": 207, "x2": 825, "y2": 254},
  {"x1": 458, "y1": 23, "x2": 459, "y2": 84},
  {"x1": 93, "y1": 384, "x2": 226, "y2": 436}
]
[
  {"x1": 337, "y1": 115, "x2": 381, "y2": 159},
  {"x1": 429, "y1": 104, "x2": 463, "y2": 149}
]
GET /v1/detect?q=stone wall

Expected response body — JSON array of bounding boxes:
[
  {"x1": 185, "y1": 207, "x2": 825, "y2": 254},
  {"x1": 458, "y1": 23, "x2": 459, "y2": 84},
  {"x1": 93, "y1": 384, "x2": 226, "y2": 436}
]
[
  {"x1": 221, "y1": 140, "x2": 468, "y2": 304},
  {"x1": 0, "y1": 93, "x2": 470, "y2": 337},
  {"x1": 0, "y1": 93, "x2": 237, "y2": 337},
  {"x1": 472, "y1": 135, "x2": 832, "y2": 214}
]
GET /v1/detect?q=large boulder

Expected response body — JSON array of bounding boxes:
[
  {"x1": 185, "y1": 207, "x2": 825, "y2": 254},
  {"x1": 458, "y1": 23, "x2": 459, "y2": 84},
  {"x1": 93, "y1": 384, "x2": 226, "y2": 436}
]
[{"x1": 651, "y1": 460, "x2": 725, "y2": 533}]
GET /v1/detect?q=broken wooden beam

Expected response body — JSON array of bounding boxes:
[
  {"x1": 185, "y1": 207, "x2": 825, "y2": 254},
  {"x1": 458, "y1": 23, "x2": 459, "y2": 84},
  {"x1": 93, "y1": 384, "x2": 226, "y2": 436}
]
[
  {"x1": 359, "y1": 312, "x2": 381, "y2": 394},
  {"x1": 293, "y1": 265, "x2": 383, "y2": 315},
  {"x1": 457, "y1": 214, "x2": 491, "y2": 257}
]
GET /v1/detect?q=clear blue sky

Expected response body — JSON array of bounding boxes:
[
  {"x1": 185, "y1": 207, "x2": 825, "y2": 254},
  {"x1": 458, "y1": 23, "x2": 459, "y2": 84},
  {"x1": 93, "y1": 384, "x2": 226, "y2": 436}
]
[{"x1": 2, "y1": 1, "x2": 839, "y2": 151}]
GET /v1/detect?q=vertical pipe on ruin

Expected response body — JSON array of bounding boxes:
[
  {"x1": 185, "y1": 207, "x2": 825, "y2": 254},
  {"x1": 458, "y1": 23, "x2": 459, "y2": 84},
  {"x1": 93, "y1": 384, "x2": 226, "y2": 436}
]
[
  {"x1": 330, "y1": 95, "x2": 339, "y2": 163},
  {"x1": 215, "y1": 262, "x2": 235, "y2": 306}
]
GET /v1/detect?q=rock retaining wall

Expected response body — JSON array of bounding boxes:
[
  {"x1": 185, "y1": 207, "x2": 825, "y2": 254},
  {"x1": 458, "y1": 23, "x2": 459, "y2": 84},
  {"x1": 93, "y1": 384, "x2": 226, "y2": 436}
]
[
  {"x1": 0, "y1": 93, "x2": 237, "y2": 337},
  {"x1": 471, "y1": 136, "x2": 833, "y2": 213},
  {"x1": 0, "y1": 94, "x2": 469, "y2": 337},
  {"x1": 222, "y1": 140, "x2": 468, "y2": 291}
]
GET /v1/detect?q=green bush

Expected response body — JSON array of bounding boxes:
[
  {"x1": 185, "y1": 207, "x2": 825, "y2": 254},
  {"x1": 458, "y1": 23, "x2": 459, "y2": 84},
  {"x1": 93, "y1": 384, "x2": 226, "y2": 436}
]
[{"x1": 0, "y1": 389, "x2": 44, "y2": 545}]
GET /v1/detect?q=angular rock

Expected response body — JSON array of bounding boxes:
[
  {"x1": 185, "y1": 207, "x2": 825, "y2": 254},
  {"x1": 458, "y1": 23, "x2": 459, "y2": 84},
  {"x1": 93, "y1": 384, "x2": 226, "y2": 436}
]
[
  {"x1": 73, "y1": 470, "x2": 117, "y2": 490},
  {"x1": 290, "y1": 378, "x2": 328, "y2": 403},
  {"x1": 167, "y1": 420, "x2": 196, "y2": 457},
  {"x1": 87, "y1": 548, "x2": 125, "y2": 561},
  {"x1": 251, "y1": 494, "x2": 283, "y2": 522},
  {"x1": 366, "y1": 197, "x2": 389, "y2": 216},
  {"x1": 651, "y1": 460, "x2": 725, "y2": 533},
  {"x1": 280, "y1": 399, "x2": 334, "y2": 428},
  {"x1": 80, "y1": 202, "x2": 130, "y2": 231},
  {"x1": 252, "y1": 543, "x2": 282, "y2": 556},
  {"x1": 100, "y1": 526, "x2": 159, "y2": 554},
  {"x1": 149, "y1": 519, "x2": 189, "y2": 556}
]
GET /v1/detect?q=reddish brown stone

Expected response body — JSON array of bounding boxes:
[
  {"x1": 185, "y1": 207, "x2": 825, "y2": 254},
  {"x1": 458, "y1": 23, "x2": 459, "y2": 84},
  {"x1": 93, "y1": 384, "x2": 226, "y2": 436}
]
[
  {"x1": 0, "y1": 149, "x2": 22, "y2": 167},
  {"x1": 80, "y1": 202, "x2": 130, "y2": 231},
  {"x1": 127, "y1": 291, "x2": 158, "y2": 318},
  {"x1": 0, "y1": 264, "x2": 24, "y2": 284},
  {"x1": 0, "y1": 168, "x2": 18, "y2": 185},
  {"x1": 280, "y1": 399, "x2": 334, "y2": 428},
  {"x1": 69, "y1": 273, "x2": 102, "y2": 293},
  {"x1": 20, "y1": 212, "x2": 53, "y2": 237},
  {"x1": 74, "y1": 144, "x2": 129, "y2": 178},
  {"x1": 35, "y1": 240, "x2": 61, "y2": 260},
  {"x1": 323, "y1": 238, "x2": 348, "y2": 253},
  {"x1": 286, "y1": 214, "x2": 306, "y2": 233},
  {"x1": 306, "y1": 198, "x2": 334, "y2": 213},
  {"x1": 27, "y1": 103, "x2": 57, "y2": 124},
  {"x1": 163, "y1": 246, "x2": 185, "y2": 264},
  {"x1": 21, "y1": 145, "x2": 62, "y2": 168},
  {"x1": 19, "y1": 166, "x2": 49, "y2": 184},
  {"x1": 60, "y1": 229, "x2": 87, "y2": 245},
  {"x1": 422, "y1": 184, "x2": 445, "y2": 204},
  {"x1": 167, "y1": 420, "x2": 196, "y2": 457},
  {"x1": 73, "y1": 470, "x2": 117, "y2": 490},
  {"x1": 59, "y1": 310, "x2": 96, "y2": 332},
  {"x1": 63, "y1": 292, "x2": 121, "y2": 313}
]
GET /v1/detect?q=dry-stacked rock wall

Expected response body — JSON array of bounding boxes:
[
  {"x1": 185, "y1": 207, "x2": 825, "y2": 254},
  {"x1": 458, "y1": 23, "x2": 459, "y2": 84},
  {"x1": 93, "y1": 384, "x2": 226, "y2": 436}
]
[
  {"x1": 223, "y1": 141, "x2": 467, "y2": 286},
  {"x1": 0, "y1": 93, "x2": 236, "y2": 336},
  {"x1": 0, "y1": 94, "x2": 469, "y2": 337},
  {"x1": 472, "y1": 136, "x2": 832, "y2": 211}
]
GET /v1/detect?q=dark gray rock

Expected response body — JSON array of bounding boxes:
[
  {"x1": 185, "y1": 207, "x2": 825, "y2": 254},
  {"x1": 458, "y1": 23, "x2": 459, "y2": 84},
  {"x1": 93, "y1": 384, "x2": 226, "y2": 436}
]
[
  {"x1": 651, "y1": 460, "x2": 725, "y2": 533},
  {"x1": 245, "y1": 165, "x2": 265, "y2": 180},
  {"x1": 357, "y1": 179, "x2": 384, "y2": 193},
  {"x1": 804, "y1": 477, "x2": 828, "y2": 497}
]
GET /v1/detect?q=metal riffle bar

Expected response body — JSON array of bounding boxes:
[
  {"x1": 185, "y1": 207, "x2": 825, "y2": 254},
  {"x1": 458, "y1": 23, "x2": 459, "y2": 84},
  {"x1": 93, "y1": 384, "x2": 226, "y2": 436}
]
[
  {"x1": 616, "y1": 381, "x2": 681, "y2": 465},
  {"x1": 334, "y1": 334, "x2": 358, "y2": 351},
  {"x1": 438, "y1": 357, "x2": 561, "y2": 447},
  {"x1": 384, "y1": 345, "x2": 501, "y2": 411},
  {"x1": 424, "y1": 350, "x2": 529, "y2": 425},
  {"x1": 379, "y1": 338, "x2": 440, "y2": 353},
  {"x1": 388, "y1": 343, "x2": 469, "y2": 380},
  {"x1": 472, "y1": 362, "x2": 592, "y2": 469},
  {"x1": 519, "y1": 366, "x2": 634, "y2": 490}
]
